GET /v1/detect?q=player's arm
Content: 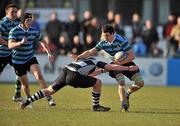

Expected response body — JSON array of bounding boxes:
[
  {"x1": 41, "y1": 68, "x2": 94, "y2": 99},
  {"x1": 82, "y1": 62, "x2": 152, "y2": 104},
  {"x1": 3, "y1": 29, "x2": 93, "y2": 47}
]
[
  {"x1": 0, "y1": 37, "x2": 8, "y2": 46},
  {"x1": 0, "y1": 23, "x2": 8, "y2": 45},
  {"x1": 97, "y1": 61, "x2": 138, "y2": 72},
  {"x1": 104, "y1": 63, "x2": 138, "y2": 71},
  {"x1": 114, "y1": 49, "x2": 135, "y2": 65},
  {"x1": 71, "y1": 47, "x2": 98, "y2": 61},
  {"x1": 40, "y1": 39, "x2": 54, "y2": 61},
  {"x1": 89, "y1": 68, "x2": 107, "y2": 77},
  {"x1": 8, "y1": 38, "x2": 27, "y2": 49}
]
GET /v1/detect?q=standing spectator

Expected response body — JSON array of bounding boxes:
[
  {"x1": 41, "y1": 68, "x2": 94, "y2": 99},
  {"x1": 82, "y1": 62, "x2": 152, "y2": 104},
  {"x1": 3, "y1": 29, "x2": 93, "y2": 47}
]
[
  {"x1": 88, "y1": 17, "x2": 101, "y2": 42},
  {"x1": 131, "y1": 13, "x2": 143, "y2": 44},
  {"x1": 66, "y1": 13, "x2": 80, "y2": 43},
  {"x1": 163, "y1": 13, "x2": 176, "y2": 57},
  {"x1": 142, "y1": 20, "x2": 159, "y2": 56},
  {"x1": 45, "y1": 12, "x2": 62, "y2": 49},
  {"x1": 81, "y1": 10, "x2": 93, "y2": 41},
  {"x1": 170, "y1": 16, "x2": 180, "y2": 56},
  {"x1": 106, "y1": 10, "x2": 115, "y2": 25},
  {"x1": 114, "y1": 13, "x2": 125, "y2": 36}
]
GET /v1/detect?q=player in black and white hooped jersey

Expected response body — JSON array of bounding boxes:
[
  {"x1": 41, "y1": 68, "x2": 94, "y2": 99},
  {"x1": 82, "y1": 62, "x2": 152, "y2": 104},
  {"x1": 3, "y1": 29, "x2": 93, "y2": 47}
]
[{"x1": 21, "y1": 57, "x2": 138, "y2": 112}]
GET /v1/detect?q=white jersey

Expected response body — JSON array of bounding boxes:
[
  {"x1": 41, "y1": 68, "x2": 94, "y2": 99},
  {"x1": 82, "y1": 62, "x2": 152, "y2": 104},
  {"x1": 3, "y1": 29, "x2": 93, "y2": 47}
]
[{"x1": 66, "y1": 57, "x2": 106, "y2": 76}]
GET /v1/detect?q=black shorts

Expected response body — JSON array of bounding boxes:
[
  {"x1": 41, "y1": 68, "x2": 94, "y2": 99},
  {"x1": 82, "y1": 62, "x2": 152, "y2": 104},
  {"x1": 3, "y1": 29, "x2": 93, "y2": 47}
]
[
  {"x1": 13, "y1": 57, "x2": 39, "y2": 76},
  {"x1": 0, "y1": 55, "x2": 12, "y2": 72},
  {"x1": 109, "y1": 61, "x2": 140, "y2": 80},
  {"x1": 52, "y1": 68, "x2": 97, "y2": 91}
]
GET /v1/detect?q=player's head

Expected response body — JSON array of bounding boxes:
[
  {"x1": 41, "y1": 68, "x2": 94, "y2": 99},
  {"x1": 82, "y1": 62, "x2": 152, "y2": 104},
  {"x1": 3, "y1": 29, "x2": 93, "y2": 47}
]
[
  {"x1": 101, "y1": 24, "x2": 115, "y2": 42},
  {"x1": 5, "y1": 4, "x2": 17, "y2": 20},
  {"x1": 21, "y1": 12, "x2": 33, "y2": 28}
]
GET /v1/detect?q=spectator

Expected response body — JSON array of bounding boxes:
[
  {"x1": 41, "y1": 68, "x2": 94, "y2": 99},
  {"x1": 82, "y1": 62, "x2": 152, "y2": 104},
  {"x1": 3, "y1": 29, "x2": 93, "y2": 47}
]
[
  {"x1": 114, "y1": 13, "x2": 125, "y2": 36},
  {"x1": 71, "y1": 35, "x2": 83, "y2": 54},
  {"x1": 133, "y1": 37, "x2": 147, "y2": 57},
  {"x1": 170, "y1": 16, "x2": 180, "y2": 57},
  {"x1": 45, "y1": 12, "x2": 63, "y2": 49},
  {"x1": 84, "y1": 34, "x2": 96, "y2": 51},
  {"x1": 142, "y1": 20, "x2": 159, "y2": 56},
  {"x1": 106, "y1": 10, "x2": 114, "y2": 25},
  {"x1": 44, "y1": 33, "x2": 70, "y2": 73},
  {"x1": 163, "y1": 13, "x2": 176, "y2": 57},
  {"x1": 66, "y1": 13, "x2": 80, "y2": 42},
  {"x1": 88, "y1": 17, "x2": 101, "y2": 42},
  {"x1": 131, "y1": 13, "x2": 143, "y2": 44},
  {"x1": 81, "y1": 10, "x2": 93, "y2": 41}
]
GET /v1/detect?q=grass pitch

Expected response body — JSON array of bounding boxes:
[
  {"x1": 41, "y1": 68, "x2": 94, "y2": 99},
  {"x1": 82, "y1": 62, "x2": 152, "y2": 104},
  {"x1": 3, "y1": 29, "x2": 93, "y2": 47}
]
[{"x1": 0, "y1": 84, "x2": 180, "y2": 126}]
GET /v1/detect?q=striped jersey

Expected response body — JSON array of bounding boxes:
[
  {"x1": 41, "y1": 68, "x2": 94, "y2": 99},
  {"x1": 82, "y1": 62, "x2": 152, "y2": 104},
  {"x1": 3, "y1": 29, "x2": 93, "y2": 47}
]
[
  {"x1": 8, "y1": 24, "x2": 43, "y2": 64},
  {"x1": 95, "y1": 34, "x2": 132, "y2": 56},
  {"x1": 66, "y1": 57, "x2": 107, "y2": 76},
  {"x1": 0, "y1": 17, "x2": 19, "y2": 57}
]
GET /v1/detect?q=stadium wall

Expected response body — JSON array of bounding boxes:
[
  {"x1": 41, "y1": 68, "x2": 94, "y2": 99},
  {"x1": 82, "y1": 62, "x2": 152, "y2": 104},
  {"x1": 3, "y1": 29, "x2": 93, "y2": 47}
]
[
  {"x1": 0, "y1": 55, "x2": 179, "y2": 86},
  {"x1": 167, "y1": 59, "x2": 180, "y2": 86}
]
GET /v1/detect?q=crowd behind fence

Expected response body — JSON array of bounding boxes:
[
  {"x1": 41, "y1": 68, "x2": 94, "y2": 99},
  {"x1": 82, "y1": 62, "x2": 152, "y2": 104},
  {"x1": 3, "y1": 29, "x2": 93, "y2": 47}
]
[{"x1": 23, "y1": 10, "x2": 180, "y2": 59}]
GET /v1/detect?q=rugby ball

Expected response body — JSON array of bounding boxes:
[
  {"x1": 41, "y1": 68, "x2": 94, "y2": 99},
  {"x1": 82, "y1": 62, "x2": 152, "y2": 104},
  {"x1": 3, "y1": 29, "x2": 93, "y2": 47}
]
[{"x1": 114, "y1": 51, "x2": 126, "y2": 62}]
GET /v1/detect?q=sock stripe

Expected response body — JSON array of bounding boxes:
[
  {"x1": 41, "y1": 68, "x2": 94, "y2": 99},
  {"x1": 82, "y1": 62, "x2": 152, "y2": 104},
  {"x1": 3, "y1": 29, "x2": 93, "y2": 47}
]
[{"x1": 92, "y1": 91, "x2": 100, "y2": 106}]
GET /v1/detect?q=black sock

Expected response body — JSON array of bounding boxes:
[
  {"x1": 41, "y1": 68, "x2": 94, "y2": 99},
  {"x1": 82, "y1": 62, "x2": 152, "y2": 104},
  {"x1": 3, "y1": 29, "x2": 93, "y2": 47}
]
[
  {"x1": 92, "y1": 91, "x2": 100, "y2": 106},
  {"x1": 15, "y1": 78, "x2": 21, "y2": 97}
]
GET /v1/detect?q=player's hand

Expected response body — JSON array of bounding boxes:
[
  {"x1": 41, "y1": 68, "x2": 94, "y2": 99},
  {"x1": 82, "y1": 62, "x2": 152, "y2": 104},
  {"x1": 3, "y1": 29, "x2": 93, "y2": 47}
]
[
  {"x1": 70, "y1": 54, "x2": 78, "y2": 61},
  {"x1": 48, "y1": 53, "x2": 54, "y2": 62},
  {"x1": 129, "y1": 65, "x2": 139, "y2": 71},
  {"x1": 21, "y1": 38, "x2": 28, "y2": 43},
  {"x1": 113, "y1": 61, "x2": 123, "y2": 65}
]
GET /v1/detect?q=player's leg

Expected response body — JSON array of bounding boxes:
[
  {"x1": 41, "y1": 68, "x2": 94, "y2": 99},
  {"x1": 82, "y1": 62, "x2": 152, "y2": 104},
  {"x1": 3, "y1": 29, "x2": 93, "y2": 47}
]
[
  {"x1": 30, "y1": 63, "x2": 56, "y2": 106},
  {"x1": 115, "y1": 73, "x2": 129, "y2": 111},
  {"x1": 92, "y1": 78, "x2": 111, "y2": 112},
  {"x1": 0, "y1": 57, "x2": 23, "y2": 101},
  {"x1": 21, "y1": 68, "x2": 67, "y2": 109},
  {"x1": 126, "y1": 73, "x2": 144, "y2": 97},
  {"x1": 124, "y1": 64, "x2": 144, "y2": 109},
  {"x1": 21, "y1": 86, "x2": 56, "y2": 109},
  {"x1": 12, "y1": 76, "x2": 23, "y2": 102},
  {"x1": 71, "y1": 73, "x2": 110, "y2": 112},
  {"x1": 19, "y1": 75, "x2": 31, "y2": 97}
]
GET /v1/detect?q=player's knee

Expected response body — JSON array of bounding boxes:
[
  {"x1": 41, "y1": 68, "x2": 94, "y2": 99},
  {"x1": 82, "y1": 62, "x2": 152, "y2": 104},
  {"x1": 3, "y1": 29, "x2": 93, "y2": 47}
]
[
  {"x1": 34, "y1": 72, "x2": 44, "y2": 80},
  {"x1": 133, "y1": 76, "x2": 144, "y2": 88},
  {"x1": 116, "y1": 76, "x2": 125, "y2": 86}
]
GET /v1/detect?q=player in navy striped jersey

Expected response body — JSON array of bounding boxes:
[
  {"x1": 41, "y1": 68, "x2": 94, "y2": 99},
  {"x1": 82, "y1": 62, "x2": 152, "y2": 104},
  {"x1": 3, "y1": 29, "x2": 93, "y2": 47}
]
[
  {"x1": 8, "y1": 12, "x2": 56, "y2": 107},
  {"x1": 21, "y1": 57, "x2": 138, "y2": 111},
  {"x1": 71, "y1": 24, "x2": 144, "y2": 112},
  {"x1": 0, "y1": 4, "x2": 23, "y2": 102}
]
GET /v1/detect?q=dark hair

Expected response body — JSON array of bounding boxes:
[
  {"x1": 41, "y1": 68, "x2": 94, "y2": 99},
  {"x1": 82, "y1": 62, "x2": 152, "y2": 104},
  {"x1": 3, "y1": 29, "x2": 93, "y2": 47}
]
[
  {"x1": 20, "y1": 13, "x2": 32, "y2": 23},
  {"x1": 101, "y1": 24, "x2": 115, "y2": 34},
  {"x1": 5, "y1": 4, "x2": 17, "y2": 11}
]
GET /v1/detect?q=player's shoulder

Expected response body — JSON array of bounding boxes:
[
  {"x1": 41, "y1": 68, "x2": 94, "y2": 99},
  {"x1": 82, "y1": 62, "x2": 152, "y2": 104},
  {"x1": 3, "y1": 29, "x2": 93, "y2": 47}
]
[
  {"x1": 0, "y1": 17, "x2": 8, "y2": 25},
  {"x1": 114, "y1": 34, "x2": 128, "y2": 43},
  {"x1": 29, "y1": 27, "x2": 39, "y2": 33},
  {"x1": 97, "y1": 39, "x2": 107, "y2": 45},
  {"x1": 10, "y1": 25, "x2": 20, "y2": 32}
]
